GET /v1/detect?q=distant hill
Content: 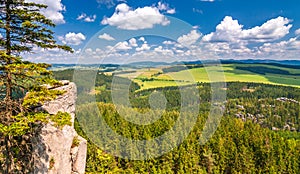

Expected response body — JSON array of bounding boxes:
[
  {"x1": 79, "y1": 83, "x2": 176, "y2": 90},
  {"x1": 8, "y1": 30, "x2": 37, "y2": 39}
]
[
  {"x1": 221, "y1": 59, "x2": 300, "y2": 67},
  {"x1": 51, "y1": 59, "x2": 300, "y2": 69}
]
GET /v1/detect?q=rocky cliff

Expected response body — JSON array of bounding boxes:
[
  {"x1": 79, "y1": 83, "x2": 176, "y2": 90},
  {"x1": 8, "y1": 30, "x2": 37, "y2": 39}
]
[{"x1": 32, "y1": 81, "x2": 87, "y2": 174}]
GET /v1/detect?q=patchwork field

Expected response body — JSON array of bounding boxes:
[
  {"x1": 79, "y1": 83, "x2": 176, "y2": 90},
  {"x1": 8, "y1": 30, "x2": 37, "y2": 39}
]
[{"x1": 116, "y1": 64, "x2": 300, "y2": 90}]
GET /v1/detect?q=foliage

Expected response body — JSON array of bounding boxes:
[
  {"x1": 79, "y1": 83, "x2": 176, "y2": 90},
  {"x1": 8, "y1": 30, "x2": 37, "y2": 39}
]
[
  {"x1": 236, "y1": 65, "x2": 299, "y2": 75},
  {"x1": 0, "y1": 0, "x2": 72, "y2": 173},
  {"x1": 71, "y1": 72, "x2": 300, "y2": 173},
  {"x1": 50, "y1": 111, "x2": 72, "y2": 130},
  {"x1": 75, "y1": 102, "x2": 300, "y2": 173},
  {"x1": 71, "y1": 136, "x2": 80, "y2": 148}
]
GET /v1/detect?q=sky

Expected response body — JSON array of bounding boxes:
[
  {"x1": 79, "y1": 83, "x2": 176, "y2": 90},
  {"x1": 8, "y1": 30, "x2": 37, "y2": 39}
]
[{"x1": 22, "y1": 0, "x2": 300, "y2": 64}]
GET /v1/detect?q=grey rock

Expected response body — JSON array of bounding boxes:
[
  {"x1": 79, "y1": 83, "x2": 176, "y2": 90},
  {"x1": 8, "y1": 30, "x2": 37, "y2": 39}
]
[
  {"x1": 33, "y1": 82, "x2": 87, "y2": 174},
  {"x1": 71, "y1": 136, "x2": 87, "y2": 174}
]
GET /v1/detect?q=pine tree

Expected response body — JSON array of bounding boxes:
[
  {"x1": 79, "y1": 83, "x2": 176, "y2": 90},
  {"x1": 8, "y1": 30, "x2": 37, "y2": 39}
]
[{"x1": 0, "y1": 0, "x2": 72, "y2": 172}]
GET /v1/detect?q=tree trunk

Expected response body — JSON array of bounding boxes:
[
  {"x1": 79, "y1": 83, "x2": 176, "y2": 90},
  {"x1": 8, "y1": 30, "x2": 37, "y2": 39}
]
[
  {"x1": 4, "y1": 136, "x2": 14, "y2": 174},
  {"x1": 4, "y1": 1, "x2": 14, "y2": 173},
  {"x1": 5, "y1": 0, "x2": 12, "y2": 105}
]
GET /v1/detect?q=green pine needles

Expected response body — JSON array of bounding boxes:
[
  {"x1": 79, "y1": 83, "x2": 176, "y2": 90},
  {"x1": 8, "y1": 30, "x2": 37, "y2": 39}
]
[{"x1": 0, "y1": 0, "x2": 72, "y2": 173}]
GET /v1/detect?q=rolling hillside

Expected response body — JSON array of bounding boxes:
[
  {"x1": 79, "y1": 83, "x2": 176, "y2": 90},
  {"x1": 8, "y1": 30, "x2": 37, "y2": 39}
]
[{"x1": 118, "y1": 63, "x2": 300, "y2": 90}]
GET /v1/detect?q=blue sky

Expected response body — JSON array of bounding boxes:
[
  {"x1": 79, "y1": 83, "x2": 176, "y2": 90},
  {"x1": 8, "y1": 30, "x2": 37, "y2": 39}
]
[{"x1": 22, "y1": 0, "x2": 300, "y2": 63}]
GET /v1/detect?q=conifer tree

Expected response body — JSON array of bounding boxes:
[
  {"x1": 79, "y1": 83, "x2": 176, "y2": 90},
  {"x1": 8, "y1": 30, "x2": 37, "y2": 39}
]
[{"x1": 0, "y1": 0, "x2": 72, "y2": 172}]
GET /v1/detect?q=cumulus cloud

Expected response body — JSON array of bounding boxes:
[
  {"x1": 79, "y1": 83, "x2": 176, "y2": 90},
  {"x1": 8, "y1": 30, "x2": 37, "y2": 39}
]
[
  {"x1": 198, "y1": 16, "x2": 296, "y2": 59},
  {"x1": 101, "y1": 3, "x2": 170, "y2": 30},
  {"x1": 255, "y1": 37, "x2": 300, "y2": 59},
  {"x1": 200, "y1": 0, "x2": 215, "y2": 2},
  {"x1": 177, "y1": 30, "x2": 202, "y2": 46},
  {"x1": 295, "y1": 29, "x2": 300, "y2": 35},
  {"x1": 157, "y1": 2, "x2": 176, "y2": 14},
  {"x1": 259, "y1": 37, "x2": 300, "y2": 53},
  {"x1": 136, "y1": 43, "x2": 151, "y2": 51},
  {"x1": 84, "y1": 15, "x2": 96, "y2": 22},
  {"x1": 138, "y1": 37, "x2": 145, "y2": 42},
  {"x1": 106, "y1": 38, "x2": 142, "y2": 52},
  {"x1": 154, "y1": 46, "x2": 174, "y2": 55},
  {"x1": 157, "y1": 2, "x2": 167, "y2": 11},
  {"x1": 243, "y1": 17, "x2": 292, "y2": 42},
  {"x1": 77, "y1": 13, "x2": 97, "y2": 22},
  {"x1": 58, "y1": 32, "x2": 86, "y2": 45},
  {"x1": 129, "y1": 38, "x2": 138, "y2": 47},
  {"x1": 98, "y1": 33, "x2": 115, "y2": 41},
  {"x1": 108, "y1": 41, "x2": 132, "y2": 51},
  {"x1": 202, "y1": 16, "x2": 292, "y2": 43},
  {"x1": 129, "y1": 46, "x2": 177, "y2": 63},
  {"x1": 22, "y1": 47, "x2": 81, "y2": 63},
  {"x1": 25, "y1": 0, "x2": 66, "y2": 24}
]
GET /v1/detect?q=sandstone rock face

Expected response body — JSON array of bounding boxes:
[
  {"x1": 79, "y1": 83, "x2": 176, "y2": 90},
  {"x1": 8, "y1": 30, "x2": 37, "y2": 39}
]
[
  {"x1": 71, "y1": 136, "x2": 87, "y2": 174},
  {"x1": 33, "y1": 82, "x2": 87, "y2": 174}
]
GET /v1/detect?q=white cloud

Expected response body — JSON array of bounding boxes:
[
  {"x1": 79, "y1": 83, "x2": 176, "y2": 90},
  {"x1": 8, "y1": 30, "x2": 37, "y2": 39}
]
[
  {"x1": 196, "y1": 35, "x2": 300, "y2": 60},
  {"x1": 136, "y1": 43, "x2": 151, "y2": 51},
  {"x1": 76, "y1": 14, "x2": 86, "y2": 20},
  {"x1": 295, "y1": 28, "x2": 300, "y2": 35},
  {"x1": 192, "y1": 26, "x2": 200, "y2": 29},
  {"x1": 77, "y1": 13, "x2": 97, "y2": 22},
  {"x1": 129, "y1": 46, "x2": 176, "y2": 63},
  {"x1": 98, "y1": 33, "x2": 115, "y2": 41},
  {"x1": 129, "y1": 38, "x2": 138, "y2": 47},
  {"x1": 110, "y1": 41, "x2": 132, "y2": 51},
  {"x1": 0, "y1": 34, "x2": 2, "y2": 39},
  {"x1": 243, "y1": 17, "x2": 292, "y2": 42},
  {"x1": 22, "y1": 47, "x2": 80, "y2": 63},
  {"x1": 157, "y1": 2, "x2": 167, "y2": 11},
  {"x1": 163, "y1": 40, "x2": 176, "y2": 45},
  {"x1": 259, "y1": 37, "x2": 300, "y2": 53},
  {"x1": 177, "y1": 30, "x2": 202, "y2": 46},
  {"x1": 154, "y1": 46, "x2": 174, "y2": 55},
  {"x1": 200, "y1": 0, "x2": 215, "y2": 2},
  {"x1": 23, "y1": 13, "x2": 300, "y2": 63},
  {"x1": 203, "y1": 16, "x2": 292, "y2": 43},
  {"x1": 256, "y1": 39, "x2": 300, "y2": 59},
  {"x1": 198, "y1": 16, "x2": 294, "y2": 59},
  {"x1": 58, "y1": 32, "x2": 86, "y2": 45},
  {"x1": 157, "y1": 2, "x2": 176, "y2": 14},
  {"x1": 138, "y1": 37, "x2": 145, "y2": 42},
  {"x1": 167, "y1": 9, "x2": 176, "y2": 14},
  {"x1": 107, "y1": 38, "x2": 139, "y2": 52},
  {"x1": 25, "y1": 0, "x2": 66, "y2": 24},
  {"x1": 202, "y1": 16, "x2": 242, "y2": 42},
  {"x1": 101, "y1": 3, "x2": 170, "y2": 30}
]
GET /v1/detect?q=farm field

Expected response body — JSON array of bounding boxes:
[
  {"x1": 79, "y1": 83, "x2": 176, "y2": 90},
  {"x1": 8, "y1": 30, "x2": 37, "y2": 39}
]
[{"x1": 115, "y1": 64, "x2": 300, "y2": 90}]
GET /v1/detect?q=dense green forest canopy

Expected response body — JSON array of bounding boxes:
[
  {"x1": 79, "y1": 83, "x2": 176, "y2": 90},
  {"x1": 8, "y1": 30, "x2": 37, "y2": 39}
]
[{"x1": 54, "y1": 69, "x2": 300, "y2": 173}]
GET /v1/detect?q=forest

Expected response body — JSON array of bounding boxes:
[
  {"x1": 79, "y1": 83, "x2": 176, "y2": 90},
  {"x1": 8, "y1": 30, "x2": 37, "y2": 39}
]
[
  {"x1": 54, "y1": 69, "x2": 300, "y2": 173},
  {"x1": 1, "y1": 0, "x2": 299, "y2": 173}
]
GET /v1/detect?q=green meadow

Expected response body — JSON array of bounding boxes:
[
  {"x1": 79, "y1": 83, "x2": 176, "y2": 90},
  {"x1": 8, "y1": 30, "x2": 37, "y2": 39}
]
[{"x1": 117, "y1": 64, "x2": 300, "y2": 90}]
